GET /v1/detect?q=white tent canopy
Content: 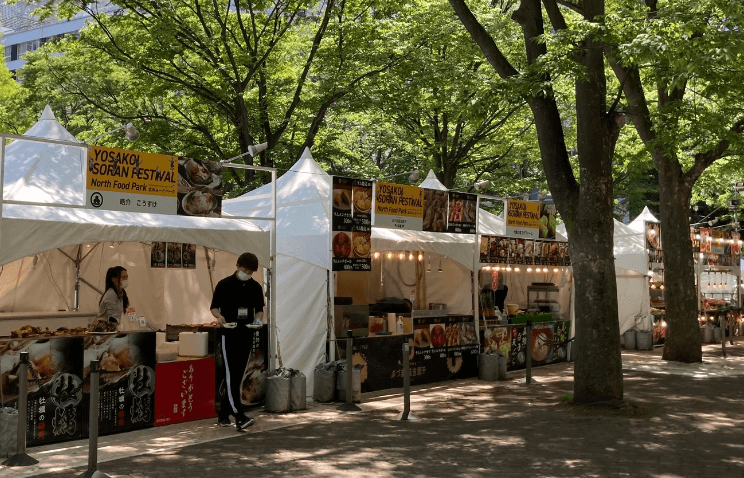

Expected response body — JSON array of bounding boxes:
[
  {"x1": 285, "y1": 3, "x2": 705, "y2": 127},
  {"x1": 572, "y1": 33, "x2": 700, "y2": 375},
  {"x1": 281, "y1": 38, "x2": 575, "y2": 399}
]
[
  {"x1": 0, "y1": 107, "x2": 271, "y2": 332},
  {"x1": 558, "y1": 218, "x2": 650, "y2": 334},
  {"x1": 1, "y1": 106, "x2": 270, "y2": 266}
]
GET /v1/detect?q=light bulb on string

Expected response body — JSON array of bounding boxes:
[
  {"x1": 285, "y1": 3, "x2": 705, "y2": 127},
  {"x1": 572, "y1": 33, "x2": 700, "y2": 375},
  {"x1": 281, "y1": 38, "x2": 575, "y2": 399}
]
[
  {"x1": 387, "y1": 251, "x2": 393, "y2": 260},
  {"x1": 494, "y1": 266, "x2": 500, "y2": 271},
  {"x1": 506, "y1": 266, "x2": 512, "y2": 272},
  {"x1": 418, "y1": 253, "x2": 424, "y2": 262},
  {"x1": 399, "y1": 252, "x2": 405, "y2": 260},
  {"x1": 553, "y1": 268, "x2": 559, "y2": 273},
  {"x1": 515, "y1": 267, "x2": 520, "y2": 272},
  {"x1": 373, "y1": 252, "x2": 380, "y2": 260},
  {"x1": 527, "y1": 267, "x2": 532, "y2": 272},
  {"x1": 543, "y1": 267, "x2": 548, "y2": 273},
  {"x1": 408, "y1": 252, "x2": 414, "y2": 261}
]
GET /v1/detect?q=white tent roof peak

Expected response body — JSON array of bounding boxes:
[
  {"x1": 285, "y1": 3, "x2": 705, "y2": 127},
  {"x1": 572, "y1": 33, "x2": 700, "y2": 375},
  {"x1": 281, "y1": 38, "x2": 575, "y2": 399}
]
[
  {"x1": 419, "y1": 170, "x2": 447, "y2": 190},
  {"x1": 300, "y1": 146, "x2": 313, "y2": 160},
  {"x1": 628, "y1": 206, "x2": 659, "y2": 233},
  {"x1": 4, "y1": 106, "x2": 84, "y2": 205},
  {"x1": 40, "y1": 105, "x2": 56, "y2": 121}
]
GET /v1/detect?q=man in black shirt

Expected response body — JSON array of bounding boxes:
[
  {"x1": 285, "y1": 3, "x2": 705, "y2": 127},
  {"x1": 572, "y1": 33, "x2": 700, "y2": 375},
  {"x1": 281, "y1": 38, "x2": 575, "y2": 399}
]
[{"x1": 210, "y1": 252, "x2": 264, "y2": 431}]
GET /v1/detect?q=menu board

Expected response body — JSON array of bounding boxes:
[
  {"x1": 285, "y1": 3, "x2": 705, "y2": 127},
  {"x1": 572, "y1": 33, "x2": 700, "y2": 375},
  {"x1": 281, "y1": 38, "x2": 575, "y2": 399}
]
[
  {"x1": 151, "y1": 241, "x2": 166, "y2": 268},
  {"x1": 699, "y1": 228, "x2": 712, "y2": 253},
  {"x1": 447, "y1": 191, "x2": 477, "y2": 234},
  {"x1": 82, "y1": 332, "x2": 156, "y2": 436},
  {"x1": 182, "y1": 243, "x2": 197, "y2": 269},
  {"x1": 0, "y1": 337, "x2": 84, "y2": 446},
  {"x1": 167, "y1": 242, "x2": 182, "y2": 268},
  {"x1": 479, "y1": 235, "x2": 571, "y2": 266},
  {"x1": 332, "y1": 176, "x2": 372, "y2": 271}
]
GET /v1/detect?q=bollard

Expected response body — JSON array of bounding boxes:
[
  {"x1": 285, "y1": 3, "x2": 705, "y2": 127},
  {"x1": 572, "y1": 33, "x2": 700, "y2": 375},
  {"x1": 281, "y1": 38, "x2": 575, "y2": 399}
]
[
  {"x1": 77, "y1": 360, "x2": 111, "y2": 478},
  {"x1": 338, "y1": 331, "x2": 361, "y2": 412},
  {"x1": 397, "y1": 342, "x2": 415, "y2": 420},
  {"x1": 2, "y1": 352, "x2": 38, "y2": 467},
  {"x1": 525, "y1": 321, "x2": 532, "y2": 385}
]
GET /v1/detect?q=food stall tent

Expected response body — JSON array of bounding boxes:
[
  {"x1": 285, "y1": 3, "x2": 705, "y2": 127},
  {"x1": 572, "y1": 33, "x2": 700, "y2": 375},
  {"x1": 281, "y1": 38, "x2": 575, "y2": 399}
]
[
  {"x1": 0, "y1": 106, "x2": 271, "y2": 333},
  {"x1": 558, "y1": 218, "x2": 649, "y2": 336}
]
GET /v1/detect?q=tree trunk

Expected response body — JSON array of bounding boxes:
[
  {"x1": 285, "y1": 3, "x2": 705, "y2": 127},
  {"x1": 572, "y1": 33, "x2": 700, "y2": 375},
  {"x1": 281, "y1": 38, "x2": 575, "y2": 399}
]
[{"x1": 656, "y1": 151, "x2": 702, "y2": 362}]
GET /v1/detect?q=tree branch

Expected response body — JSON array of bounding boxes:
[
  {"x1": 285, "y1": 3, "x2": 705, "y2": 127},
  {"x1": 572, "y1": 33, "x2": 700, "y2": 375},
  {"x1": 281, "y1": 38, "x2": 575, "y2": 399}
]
[{"x1": 683, "y1": 118, "x2": 744, "y2": 188}]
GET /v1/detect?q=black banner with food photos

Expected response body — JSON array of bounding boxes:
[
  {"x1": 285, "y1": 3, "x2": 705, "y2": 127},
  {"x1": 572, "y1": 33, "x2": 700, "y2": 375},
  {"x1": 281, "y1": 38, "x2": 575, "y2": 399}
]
[
  {"x1": 481, "y1": 320, "x2": 571, "y2": 371},
  {"x1": 0, "y1": 337, "x2": 84, "y2": 446},
  {"x1": 447, "y1": 191, "x2": 477, "y2": 234},
  {"x1": 214, "y1": 324, "x2": 268, "y2": 414},
  {"x1": 167, "y1": 242, "x2": 182, "y2": 268},
  {"x1": 82, "y1": 332, "x2": 156, "y2": 436},
  {"x1": 422, "y1": 188, "x2": 448, "y2": 232},
  {"x1": 351, "y1": 315, "x2": 478, "y2": 393},
  {"x1": 479, "y1": 235, "x2": 571, "y2": 266},
  {"x1": 332, "y1": 176, "x2": 372, "y2": 271}
]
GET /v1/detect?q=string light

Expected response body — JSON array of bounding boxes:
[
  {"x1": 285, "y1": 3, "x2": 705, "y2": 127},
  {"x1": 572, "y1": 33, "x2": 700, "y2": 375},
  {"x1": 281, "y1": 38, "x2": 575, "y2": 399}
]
[
  {"x1": 514, "y1": 267, "x2": 520, "y2": 272},
  {"x1": 483, "y1": 266, "x2": 491, "y2": 271},
  {"x1": 506, "y1": 266, "x2": 512, "y2": 271},
  {"x1": 494, "y1": 266, "x2": 500, "y2": 271},
  {"x1": 418, "y1": 253, "x2": 424, "y2": 262},
  {"x1": 542, "y1": 267, "x2": 548, "y2": 273},
  {"x1": 527, "y1": 267, "x2": 533, "y2": 272},
  {"x1": 399, "y1": 252, "x2": 405, "y2": 260},
  {"x1": 373, "y1": 252, "x2": 380, "y2": 259},
  {"x1": 387, "y1": 252, "x2": 393, "y2": 260},
  {"x1": 408, "y1": 252, "x2": 414, "y2": 261},
  {"x1": 553, "y1": 268, "x2": 559, "y2": 273}
]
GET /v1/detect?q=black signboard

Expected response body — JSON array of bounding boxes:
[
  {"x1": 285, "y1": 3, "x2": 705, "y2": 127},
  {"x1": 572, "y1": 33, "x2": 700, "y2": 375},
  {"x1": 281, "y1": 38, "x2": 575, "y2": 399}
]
[
  {"x1": 352, "y1": 315, "x2": 478, "y2": 393},
  {"x1": 479, "y1": 235, "x2": 571, "y2": 267},
  {"x1": 447, "y1": 191, "x2": 477, "y2": 234},
  {"x1": 482, "y1": 321, "x2": 570, "y2": 371},
  {"x1": 82, "y1": 332, "x2": 156, "y2": 436},
  {"x1": 214, "y1": 324, "x2": 268, "y2": 415},
  {"x1": 332, "y1": 176, "x2": 372, "y2": 271},
  {"x1": 182, "y1": 243, "x2": 197, "y2": 269},
  {"x1": 0, "y1": 337, "x2": 84, "y2": 446}
]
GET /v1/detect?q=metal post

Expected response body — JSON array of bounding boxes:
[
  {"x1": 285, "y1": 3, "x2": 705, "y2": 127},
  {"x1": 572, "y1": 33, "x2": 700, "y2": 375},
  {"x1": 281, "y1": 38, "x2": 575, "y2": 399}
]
[
  {"x1": 397, "y1": 341, "x2": 415, "y2": 420},
  {"x1": 338, "y1": 330, "x2": 361, "y2": 412},
  {"x1": 2, "y1": 352, "x2": 38, "y2": 466},
  {"x1": 525, "y1": 321, "x2": 532, "y2": 384},
  {"x1": 77, "y1": 360, "x2": 111, "y2": 478}
]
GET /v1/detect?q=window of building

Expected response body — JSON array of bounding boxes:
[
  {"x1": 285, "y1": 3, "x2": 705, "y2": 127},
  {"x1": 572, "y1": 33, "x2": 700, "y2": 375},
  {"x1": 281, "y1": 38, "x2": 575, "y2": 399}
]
[
  {"x1": 16, "y1": 39, "x2": 40, "y2": 57},
  {"x1": 4, "y1": 45, "x2": 11, "y2": 62}
]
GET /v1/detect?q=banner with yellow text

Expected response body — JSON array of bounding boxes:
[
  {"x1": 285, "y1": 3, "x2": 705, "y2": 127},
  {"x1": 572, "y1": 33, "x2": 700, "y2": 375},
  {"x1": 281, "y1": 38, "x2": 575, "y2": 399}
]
[
  {"x1": 374, "y1": 182, "x2": 424, "y2": 230},
  {"x1": 505, "y1": 199, "x2": 542, "y2": 239}
]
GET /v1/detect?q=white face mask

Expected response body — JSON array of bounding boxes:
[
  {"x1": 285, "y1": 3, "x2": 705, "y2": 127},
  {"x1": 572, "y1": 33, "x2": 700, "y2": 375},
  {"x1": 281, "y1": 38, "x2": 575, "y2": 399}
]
[
  {"x1": 120, "y1": 279, "x2": 129, "y2": 290},
  {"x1": 236, "y1": 270, "x2": 251, "y2": 281}
]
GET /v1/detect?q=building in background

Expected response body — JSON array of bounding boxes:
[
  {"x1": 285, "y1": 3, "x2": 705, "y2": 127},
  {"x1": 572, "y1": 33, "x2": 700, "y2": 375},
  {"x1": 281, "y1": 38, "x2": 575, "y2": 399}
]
[{"x1": 1, "y1": 1, "x2": 115, "y2": 75}]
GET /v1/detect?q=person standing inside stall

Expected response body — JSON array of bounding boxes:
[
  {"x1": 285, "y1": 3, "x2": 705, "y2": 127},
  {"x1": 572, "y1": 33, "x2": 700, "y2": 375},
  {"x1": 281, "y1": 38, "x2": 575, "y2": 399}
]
[
  {"x1": 97, "y1": 266, "x2": 129, "y2": 326},
  {"x1": 210, "y1": 252, "x2": 265, "y2": 431}
]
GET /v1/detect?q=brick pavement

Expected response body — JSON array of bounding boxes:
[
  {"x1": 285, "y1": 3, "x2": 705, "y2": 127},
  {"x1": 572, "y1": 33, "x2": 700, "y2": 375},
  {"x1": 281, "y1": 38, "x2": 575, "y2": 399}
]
[{"x1": 6, "y1": 341, "x2": 744, "y2": 478}]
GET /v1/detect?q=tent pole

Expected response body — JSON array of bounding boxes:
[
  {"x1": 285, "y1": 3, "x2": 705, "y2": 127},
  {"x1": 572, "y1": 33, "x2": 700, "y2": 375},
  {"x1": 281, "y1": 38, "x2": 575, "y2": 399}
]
[
  {"x1": 473, "y1": 196, "x2": 481, "y2": 346},
  {"x1": 270, "y1": 169, "x2": 278, "y2": 372},
  {"x1": 203, "y1": 247, "x2": 215, "y2": 293},
  {"x1": 0, "y1": 137, "x2": 5, "y2": 264},
  {"x1": 328, "y1": 270, "x2": 335, "y2": 362}
]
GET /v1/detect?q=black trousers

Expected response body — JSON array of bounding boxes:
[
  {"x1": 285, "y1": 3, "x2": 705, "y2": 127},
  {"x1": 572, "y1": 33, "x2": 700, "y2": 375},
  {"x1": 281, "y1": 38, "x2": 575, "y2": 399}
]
[{"x1": 217, "y1": 325, "x2": 252, "y2": 420}]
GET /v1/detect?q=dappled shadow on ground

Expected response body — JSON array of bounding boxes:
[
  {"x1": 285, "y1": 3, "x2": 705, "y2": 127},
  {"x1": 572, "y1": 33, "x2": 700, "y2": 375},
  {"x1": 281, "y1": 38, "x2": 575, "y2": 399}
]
[{"x1": 32, "y1": 360, "x2": 744, "y2": 478}]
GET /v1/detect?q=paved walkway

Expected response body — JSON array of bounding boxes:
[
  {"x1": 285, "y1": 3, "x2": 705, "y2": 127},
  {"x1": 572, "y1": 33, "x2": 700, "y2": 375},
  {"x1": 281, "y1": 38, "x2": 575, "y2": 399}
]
[{"x1": 5, "y1": 340, "x2": 744, "y2": 477}]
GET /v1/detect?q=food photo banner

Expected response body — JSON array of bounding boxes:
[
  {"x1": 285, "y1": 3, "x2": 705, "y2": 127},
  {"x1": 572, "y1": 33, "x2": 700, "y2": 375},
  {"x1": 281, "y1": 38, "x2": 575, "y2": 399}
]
[
  {"x1": 447, "y1": 191, "x2": 477, "y2": 234},
  {"x1": 332, "y1": 176, "x2": 372, "y2": 271},
  {"x1": 86, "y1": 146, "x2": 223, "y2": 217},
  {"x1": 675, "y1": 226, "x2": 740, "y2": 267},
  {"x1": 479, "y1": 235, "x2": 571, "y2": 266}
]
